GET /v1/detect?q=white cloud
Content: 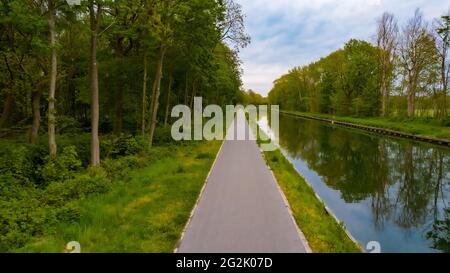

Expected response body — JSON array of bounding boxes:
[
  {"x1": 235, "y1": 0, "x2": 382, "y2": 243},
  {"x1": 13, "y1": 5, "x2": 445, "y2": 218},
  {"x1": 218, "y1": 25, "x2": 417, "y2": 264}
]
[{"x1": 236, "y1": 0, "x2": 449, "y2": 96}]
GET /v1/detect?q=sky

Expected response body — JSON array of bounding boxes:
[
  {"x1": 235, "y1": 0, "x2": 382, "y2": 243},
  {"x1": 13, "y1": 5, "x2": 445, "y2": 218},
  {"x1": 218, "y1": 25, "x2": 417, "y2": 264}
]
[{"x1": 235, "y1": 0, "x2": 449, "y2": 96}]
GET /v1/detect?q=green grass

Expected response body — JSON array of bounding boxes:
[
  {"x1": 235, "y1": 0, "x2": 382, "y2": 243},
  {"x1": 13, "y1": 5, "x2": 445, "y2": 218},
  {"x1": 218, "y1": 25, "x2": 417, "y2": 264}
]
[
  {"x1": 282, "y1": 110, "x2": 450, "y2": 141},
  {"x1": 252, "y1": 120, "x2": 361, "y2": 253},
  {"x1": 262, "y1": 149, "x2": 362, "y2": 253},
  {"x1": 16, "y1": 141, "x2": 221, "y2": 253}
]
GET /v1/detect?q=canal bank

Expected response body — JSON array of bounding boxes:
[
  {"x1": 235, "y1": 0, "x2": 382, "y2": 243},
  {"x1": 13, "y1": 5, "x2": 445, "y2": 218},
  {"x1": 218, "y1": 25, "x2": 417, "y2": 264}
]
[
  {"x1": 281, "y1": 110, "x2": 450, "y2": 148},
  {"x1": 252, "y1": 120, "x2": 363, "y2": 253}
]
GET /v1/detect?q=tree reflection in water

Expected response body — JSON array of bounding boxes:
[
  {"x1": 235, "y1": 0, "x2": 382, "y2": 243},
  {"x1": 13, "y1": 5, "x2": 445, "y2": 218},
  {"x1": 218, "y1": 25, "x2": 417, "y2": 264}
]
[{"x1": 274, "y1": 114, "x2": 449, "y2": 252}]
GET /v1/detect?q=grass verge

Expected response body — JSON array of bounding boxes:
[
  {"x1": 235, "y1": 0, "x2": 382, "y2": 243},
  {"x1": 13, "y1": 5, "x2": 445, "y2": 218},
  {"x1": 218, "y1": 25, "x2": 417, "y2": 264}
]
[
  {"x1": 250, "y1": 119, "x2": 362, "y2": 253},
  {"x1": 282, "y1": 110, "x2": 450, "y2": 141},
  {"x1": 15, "y1": 141, "x2": 221, "y2": 253},
  {"x1": 262, "y1": 149, "x2": 362, "y2": 253}
]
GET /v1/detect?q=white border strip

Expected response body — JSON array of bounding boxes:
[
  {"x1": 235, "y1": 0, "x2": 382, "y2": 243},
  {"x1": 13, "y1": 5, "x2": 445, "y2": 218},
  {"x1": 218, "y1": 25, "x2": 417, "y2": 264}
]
[
  {"x1": 266, "y1": 158, "x2": 312, "y2": 253},
  {"x1": 173, "y1": 139, "x2": 226, "y2": 253},
  {"x1": 250, "y1": 120, "x2": 312, "y2": 253}
]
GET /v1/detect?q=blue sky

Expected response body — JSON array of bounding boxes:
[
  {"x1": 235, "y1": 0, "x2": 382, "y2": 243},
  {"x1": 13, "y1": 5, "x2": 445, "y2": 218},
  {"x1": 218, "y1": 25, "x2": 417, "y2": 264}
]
[{"x1": 236, "y1": 0, "x2": 449, "y2": 96}]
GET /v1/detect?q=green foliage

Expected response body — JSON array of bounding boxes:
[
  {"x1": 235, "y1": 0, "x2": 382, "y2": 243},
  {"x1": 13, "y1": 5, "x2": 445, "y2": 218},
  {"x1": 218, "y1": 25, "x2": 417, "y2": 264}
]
[
  {"x1": 15, "y1": 141, "x2": 221, "y2": 253},
  {"x1": 427, "y1": 207, "x2": 450, "y2": 253},
  {"x1": 0, "y1": 0, "x2": 249, "y2": 253},
  {"x1": 0, "y1": 197, "x2": 52, "y2": 252},
  {"x1": 2, "y1": 146, "x2": 34, "y2": 184},
  {"x1": 57, "y1": 116, "x2": 83, "y2": 135},
  {"x1": 42, "y1": 174, "x2": 111, "y2": 207},
  {"x1": 152, "y1": 126, "x2": 179, "y2": 146},
  {"x1": 269, "y1": 39, "x2": 381, "y2": 117},
  {"x1": 0, "y1": 170, "x2": 112, "y2": 252},
  {"x1": 0, "y1": 132, "x2": 163, "y2": 252},
  {"x1": 264, "y1": 148, "x2": 361, "y2": 253},
  {"x1": 238, "y1": 89, "x2": 267, "y2": 105},
  {"x1": 102, "y1": 134, "x2": 142, "y2": 159},
  {"x1": 41, "y1": 146, "x2": 82, "y2": 183}
]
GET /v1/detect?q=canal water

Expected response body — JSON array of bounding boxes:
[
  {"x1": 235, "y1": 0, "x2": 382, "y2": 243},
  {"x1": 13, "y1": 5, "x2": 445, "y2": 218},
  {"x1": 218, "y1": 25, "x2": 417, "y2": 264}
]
[{"x1": 259, "y1": 113, "x2": 449, "y2": 253}]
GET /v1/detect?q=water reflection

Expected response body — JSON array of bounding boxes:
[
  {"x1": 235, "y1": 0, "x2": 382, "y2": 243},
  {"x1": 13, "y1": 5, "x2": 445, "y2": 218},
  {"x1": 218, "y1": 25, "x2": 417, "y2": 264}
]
[{"x1": 263, "y1": 114, "x2": 449, "y2": 252}]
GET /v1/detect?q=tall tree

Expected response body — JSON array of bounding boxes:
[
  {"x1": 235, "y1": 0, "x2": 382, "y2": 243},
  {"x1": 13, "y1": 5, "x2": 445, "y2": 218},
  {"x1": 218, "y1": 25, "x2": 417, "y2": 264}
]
[
  {"x1": 376, "y1": 12, "x2": 398, "y2": 117},
  {"x1": 399, "y1": 9, "x2": 437, "y2": 117},
  {"x1": 147, "y1": 0, "x2": 173, "y2": 147},
  {"x1": 47, "y1": 0, "x2": 58, "y2": 156},
  {"x1": 88, "y1": 0, "x2": 102, "y2": 166},
  {"x1": 218, "y1": 0, "x2": 250, "y2": 51},
  {"x1": 434, "y1": 13, "x2": 450, "y2": 118}
]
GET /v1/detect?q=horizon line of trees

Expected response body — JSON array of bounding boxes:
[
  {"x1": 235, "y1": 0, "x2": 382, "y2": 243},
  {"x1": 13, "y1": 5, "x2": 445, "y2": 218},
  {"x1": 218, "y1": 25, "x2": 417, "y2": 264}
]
[
  {"x1": 268, "y1": 8, "x2": 450, "y2": 120},
  {"x1": 0, "y1": 0, "x2": 250, "y2": 166}
]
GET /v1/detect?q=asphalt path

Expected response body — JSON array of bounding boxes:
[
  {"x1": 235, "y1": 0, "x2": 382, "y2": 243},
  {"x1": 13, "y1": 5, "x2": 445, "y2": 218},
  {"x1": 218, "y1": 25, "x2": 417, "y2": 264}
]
[{"x1": 177, "y1": 112, "x2": 308, "y2": 253}]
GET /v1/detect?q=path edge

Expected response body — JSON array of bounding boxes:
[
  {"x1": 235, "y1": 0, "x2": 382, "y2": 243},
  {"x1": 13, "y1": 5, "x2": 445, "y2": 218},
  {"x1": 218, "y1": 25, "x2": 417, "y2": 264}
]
[
  {"x1": 258, "y1": 150, "x2": 313, "y2": 253},
  {"x1": 173, "y1": 139, "x2": 226, "y2": 253}
]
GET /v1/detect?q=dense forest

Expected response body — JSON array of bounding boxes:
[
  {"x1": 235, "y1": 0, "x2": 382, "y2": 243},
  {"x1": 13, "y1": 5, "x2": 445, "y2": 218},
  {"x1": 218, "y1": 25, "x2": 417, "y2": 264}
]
[
  {"x1": 269, "y1": 9, "x2": 450, "y2": 120},
  {"x1": 0, "y1": 0, "x2": 249, "y2": 251},
  {"x1": 0, "y1": 0, "x2": 249, "y2": 162}
]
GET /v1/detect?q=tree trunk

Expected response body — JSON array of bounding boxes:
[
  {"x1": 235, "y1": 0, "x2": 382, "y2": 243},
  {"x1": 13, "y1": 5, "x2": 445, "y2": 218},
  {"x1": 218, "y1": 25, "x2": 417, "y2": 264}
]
[
  {"x1": 382, "y1": 86, "x2": 389, "y2": 117},
  {"x1": 184, "y1": 72, "x2": 189, "y2": 105},
  {"x1": 141, "y1": 54, "x2": 148, "y2": 135},
  {"x1": 48, "y1": 5, "x2": 57, "y2": 157},
  {"x1": 0, "y1": 54, "x2": 14, "y2": 129},
  {"x1": 148, "y1": 45, "x2": 166, "y2": 147},
  {"x1": 164, "y1": 75, "x2": 173, "y2": 127},
  {"x1": 440, "y1": 50, "x2": 448, "y2": 118},
  {"x1": 190, "y1": 78, "x2": 198, "y2": 109},
  {"x1": 113, "y1": 76, "x2": 123, "y2": 135},
  {"x1": 113, "y1": 91, "x2": 123, "y2": 135},
  {"x1": 407, "y1": 83, "x2": 415, "y2": 118},
  {"x1": 0, "y1": 92, "x2": 13, "y2": 129},
  {"x1": 89, "y1": 2, "x2": 101, "y2": 166},
  {"x1": 30, "y1": 91, "x2": 41, "y2": 144},
  {"x1": 381, "y1": 70, "x2": 389, "y2": 117}
]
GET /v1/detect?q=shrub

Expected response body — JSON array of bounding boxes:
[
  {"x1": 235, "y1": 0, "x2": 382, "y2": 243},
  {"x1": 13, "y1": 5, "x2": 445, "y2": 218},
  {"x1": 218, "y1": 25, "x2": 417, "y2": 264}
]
[
  {"x1": 0, "y1": 146, "x2": 34, "y2": 184},
  {"x1": 57, "y1": 116, "x2": 83, "y2": 134},
  {"x1": 41, "y1": 146, "x2": 82, "y2": 183},
  {"x1": 101, "y1": 155, "x2": 149, "y2": 180},
  {"x1": 42, "y1": 174, "x2": 111, "y2": 206},
  {"x1": 102, "y1": 134, "x2": 144, "y2": 159},
  {"x1": 441, "y1": 118, "x2": 450, "y2": 127},
  {"x1": 54, "y1": 202, "x2": 81, "y2": 223},
  {"x1": 0, "y1": 198, "x2": 55, "y2": 252},
  {"x1": 0, "y1": 174, "x2": 36, "y2": 200},
  {"x1": 153, "y1": 126, "x2": 178, "y2": 146},
  {"x1": 58, "y1": 133, "x2": 91, "y2": 167}
]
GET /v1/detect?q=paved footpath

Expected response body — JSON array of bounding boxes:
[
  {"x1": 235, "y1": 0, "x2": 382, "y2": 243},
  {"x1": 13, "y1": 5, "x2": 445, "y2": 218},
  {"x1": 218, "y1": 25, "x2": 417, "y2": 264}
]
[{"x1": 176, "y1": 112, "x2": 308, "y2": 253}]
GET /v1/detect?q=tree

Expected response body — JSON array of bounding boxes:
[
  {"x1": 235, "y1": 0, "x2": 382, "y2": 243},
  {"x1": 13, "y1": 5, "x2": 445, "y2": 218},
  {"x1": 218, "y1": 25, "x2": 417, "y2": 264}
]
[
  {"x1": 147, "y1": 0, "x2": 176, "y2": 147},
  {"x1": 434, "y1": 13, "x2": 450, "y2": 118},
  {"x1": 0, "y1": 0, "x2": 55, "y2": 144},
  {"x1": 343, "y1": 39, "x2": 380, "y2": 116},
  {"x1": 376, "y1": 12, "x2": 398, "y2": 117},
  {"x1": 88, "y1": 0, "x2": 102, "y2": 166},
  {"x1": 0, "y1": 0, "x2": 247, "y2": 154},
  {"x1": 46, "y1": 0, "x2": 58, "y2": 157},
  {"x1": 399, "y1": 9, "x2": 438, "y2": 118},
  {"x1": 107, "y1": 0, "x2": 140, "y2": 135},
  {"x1": 218, "y1": 0, "x2": 250, "y2": 52}
]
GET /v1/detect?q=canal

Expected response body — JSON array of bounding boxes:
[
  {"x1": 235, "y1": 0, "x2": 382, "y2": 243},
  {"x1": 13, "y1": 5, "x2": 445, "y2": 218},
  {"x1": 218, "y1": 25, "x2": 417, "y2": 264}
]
[{"x1": 260, "y1": 113, "x2": 449, "y2": 253}]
